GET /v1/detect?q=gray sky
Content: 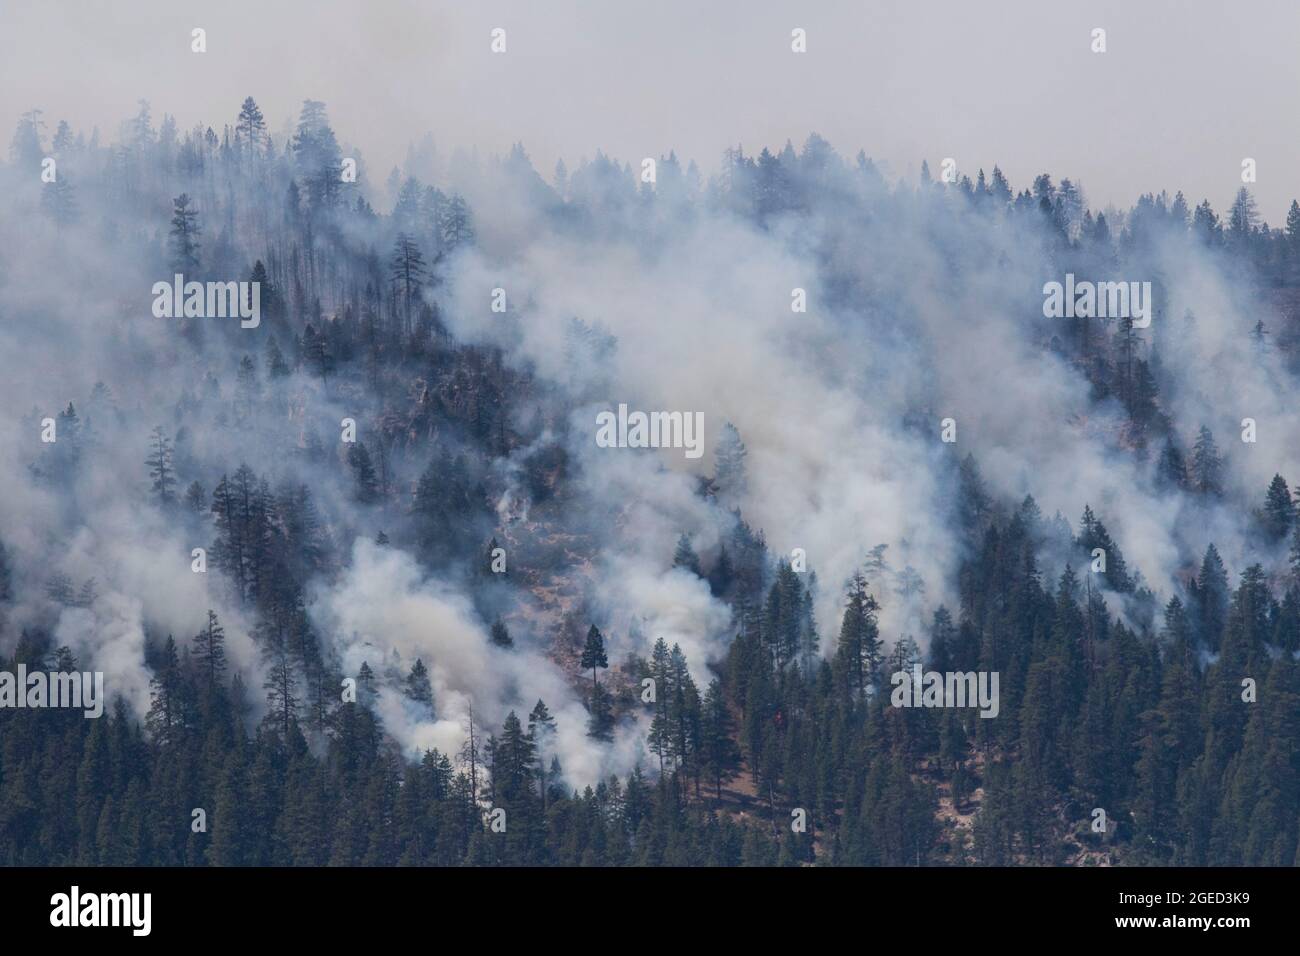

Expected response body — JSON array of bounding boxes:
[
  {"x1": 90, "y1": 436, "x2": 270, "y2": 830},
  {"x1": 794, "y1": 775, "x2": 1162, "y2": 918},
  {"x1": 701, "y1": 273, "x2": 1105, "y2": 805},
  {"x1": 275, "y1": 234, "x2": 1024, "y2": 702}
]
[{"x1": 4, "y1": 0, "x2": 1298, "y2": 220}]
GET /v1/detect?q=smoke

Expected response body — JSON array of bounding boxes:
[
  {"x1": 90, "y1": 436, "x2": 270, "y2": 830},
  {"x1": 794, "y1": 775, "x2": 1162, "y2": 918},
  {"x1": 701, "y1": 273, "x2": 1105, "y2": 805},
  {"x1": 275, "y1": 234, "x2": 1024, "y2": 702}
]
[
  {"x1": 1, "y1": 92, "x2": 1294, "y2": 788},
  {"x1": 440, "y1": 202, "x2": 958, "y2": 641},
  {"x1": 435, "y1": 148, "x2": 1299, "y2": 646},
  {"x1": 313, "y1": 539, "x2": 647, "y2": 781}
]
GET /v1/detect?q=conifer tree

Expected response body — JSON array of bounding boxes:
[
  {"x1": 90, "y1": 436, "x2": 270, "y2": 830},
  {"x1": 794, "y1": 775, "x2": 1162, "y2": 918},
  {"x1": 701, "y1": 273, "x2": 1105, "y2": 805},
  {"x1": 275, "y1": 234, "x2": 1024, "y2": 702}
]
[
  {"x1": 835, "y1": 571, "x2": 882, "y2": 698},
  {"x1": 183, "y1": 480, "x2": 206, "y2": 513},
  {"x1": 145, "y1": 636, "x2": 187, "y2": 746},
  {"x1": 1191, "y1": 426, "x2": 1223, "y2": 497},
  {"x1": 672, "y1": 533, "x2": 701, "y2": 576},
  {"x1": 527, "y1": 699, "x2": 558, "y2": 809},
  {"x1": 490, "y1": 619, "x2": 513, "y2": 648},
  {"x1": 580, "y1": 625, "x2": 608, "y2": 692},
  {"x1": 699, "y1": 678, "x2": 739, "y2": 800},
  {"x1": 1260, "y1": 474, "x2": 1294, "y2": 542},
  {"x1": 146, "y1": 425, "x2": 176, "y2": 503},
  {"x1": 193, "y1": 609, "x2": 227, "y2": 690},
  {"x1": 235, "y1": 96, "x2": 267, "y2": 158},
  {"x1": 347, "y1": 442, "x2": 380, "y2": 503},
  {"x1": 1195, "y1": 544, "x2": 1230, "y2": 650},
  {"x1": 168, "y1": 193, "x2": 201, "y2": 272},
  {"x1": 1157, "y1": 438, "x2": 1188, "y2": 489},
  {"x1": 713, "y1": 422, "x2": 748, "y2": 501},
  {"x1": 405, "y1": 658, "x2": 434, "y2": 709}
]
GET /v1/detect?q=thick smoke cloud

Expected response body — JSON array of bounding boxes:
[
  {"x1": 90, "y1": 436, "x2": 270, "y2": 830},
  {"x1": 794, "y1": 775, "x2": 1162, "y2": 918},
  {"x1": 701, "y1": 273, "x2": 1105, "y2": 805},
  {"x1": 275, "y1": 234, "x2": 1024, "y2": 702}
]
[
  {"x1": 0, "y1": 94, "x2": 1291, "y2": 787},
  {"x1": 314, "y1": 540, "x2": 647, "y2": 782}
]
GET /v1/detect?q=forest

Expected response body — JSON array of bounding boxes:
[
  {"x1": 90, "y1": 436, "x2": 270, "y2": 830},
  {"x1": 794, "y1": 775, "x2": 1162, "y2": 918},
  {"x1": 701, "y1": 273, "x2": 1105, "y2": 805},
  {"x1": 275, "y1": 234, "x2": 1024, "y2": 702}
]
[{"x1": 1, "y1": 95, "x2": 1299, "y2": 867}]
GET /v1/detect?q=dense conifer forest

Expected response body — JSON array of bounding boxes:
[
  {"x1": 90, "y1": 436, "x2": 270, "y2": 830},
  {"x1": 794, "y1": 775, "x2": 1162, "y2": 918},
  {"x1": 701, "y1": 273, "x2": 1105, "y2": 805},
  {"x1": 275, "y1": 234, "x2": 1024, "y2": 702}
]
[{"x1": 2, "y1": 95, "x2": 1300, "y2": 867}]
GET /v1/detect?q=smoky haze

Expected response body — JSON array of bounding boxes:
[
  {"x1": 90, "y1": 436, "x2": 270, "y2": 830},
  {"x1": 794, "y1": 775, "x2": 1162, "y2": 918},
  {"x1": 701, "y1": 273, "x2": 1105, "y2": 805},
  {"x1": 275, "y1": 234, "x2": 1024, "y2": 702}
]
[
  {"x1": 2, "y1": 0, "x2": 1300, "y2": 790},
  {"x1": 3, "y1": 0, "x2": 1299, "y2": 220}
]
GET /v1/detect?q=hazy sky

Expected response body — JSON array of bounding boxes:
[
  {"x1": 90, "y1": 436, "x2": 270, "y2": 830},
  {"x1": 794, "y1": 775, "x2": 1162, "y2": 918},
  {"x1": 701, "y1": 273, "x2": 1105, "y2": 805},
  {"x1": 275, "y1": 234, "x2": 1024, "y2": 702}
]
[{"x1": 4, "y1": 0, "x2": 1298, "y2": 220}]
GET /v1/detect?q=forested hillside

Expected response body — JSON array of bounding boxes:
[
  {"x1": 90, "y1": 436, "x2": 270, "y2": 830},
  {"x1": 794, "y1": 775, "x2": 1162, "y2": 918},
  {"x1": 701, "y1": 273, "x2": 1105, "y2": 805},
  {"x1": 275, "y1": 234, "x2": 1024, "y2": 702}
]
[{"x1": 2, "y1": 98, "x2": 1299, "y2": 866}]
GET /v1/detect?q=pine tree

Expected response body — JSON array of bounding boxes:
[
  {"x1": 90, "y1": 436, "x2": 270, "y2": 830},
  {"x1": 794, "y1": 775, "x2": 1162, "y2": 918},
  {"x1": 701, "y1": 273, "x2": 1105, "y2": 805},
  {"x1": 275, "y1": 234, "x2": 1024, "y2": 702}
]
[
  {"x1": 1077, "y1": 504, "x2": 1132, "y2": 592},
  {"x1": 405, "y1": 658, "x2": 434, "y2": 709},
  {"x1": 1285, "y1": 200, "x2": 1300, "y2": 279},
  {"x1": 263, "y1": 635, "x2": 301, "y2": 739},
  {"x1": 834, "y1": 571, "x2": 882, "y2": 698},
  {"x1": 183, "y1": 480, "x2": 206, "y2": 513},
  {"x1": 586, "y1": 683, "x2": 614, "y2": 741},
  {"x1": 266, "y1": 336, "x2": 290, "y2": 378},
  {"x1": 713, "y1": 422, "x2": 748, "y2": 501},
  {"x1": 490, "y1": 711, "x2": 536, "y2": 803},
  {"x1": 458, "y1": 706, "x2": 482, "y2": 804},
  {"x1": 145, "y1": 636, "x2": 188, "y2": 746},
  {"x1": 707, "y1": 544, "x2": 733, "y2": 597},
  {"x1": 51, "y1": 402, "x2": 82, "y2": 479},
  {"x1": 1228, "y1": 186, "x2": 1259, "y2": 243},
  {"x1": 647, "y1": 637, "x2": 673, "y2": 773},
  {"x1": 145, "y1": 425, "x2": 176, "y2": 503},
  {"x1": 301, "y1": 323, "x2": 331, "y2": 381},
  {"x1": 1260, "y1": 474, "x2": 1294, "y2": 542},
  {"x1": 1196, "y1": 544, "x2": 1230, "y2": 651},
  {"x1": 1191, "y1": 426, "x2": 1223, "y2": 497},
  {"x1": 235, "y1": 355, "x2": 260, "y2": 419},
  {"x1": 235, "y1": 96, "x2": 267, "y2": 158},
  {"x1": 668, "y1": 644, "x2": 701, "y2": 787},
  {"x1": 580, "y1": 625, "x2": 608, "y2": 692},
  {"x1": 928, "y1": 606, "x2": 956, "y2": 672},
  {"x1": 490, "y1": 619, "x2": 513, "y2": 648},
  {"x1": 347, "y1": 442, "x2": 379, "y2": 503},
  {"x1": 291, "y1": 99, "x2": 342, "y2": 212},
  {"x1": 699, "y1": 678, "x2": 739, "y2": 800},
  {"x1": 957, "y1": 454, "x2": 991, "y2": 535},
  {"x1": 439, "y1": 194, "x2": 474, "y2": 251},
  {"x1": 389, "y1": 233, "x2": 427, "y2": 332},
  {"x1": 580, "y1": 626, "x2": 612, "y2": 740},
  {"x1": 193, "y1": 609, "x2": 227, "y2": 690},
  {"x1": 1193, "y1": 199, "x2": 1222, "y2": 245},
  {"x1": 168, "y1": 193, "x2": 201, "y2": 272},
  {"x1": 672, "y1": 533, "x2": 701, "y2": 576},
  {"x1": 1288, "y1": 517, "x2": 1300, "y2": 581},
  {"x1": 1157, "y1": 438, "x2": 1188, "y2": 490},
  {"x1": 527, "y1": 700, "x2": 558, "y2": 809},
  {"x1": 40, "y1": 175, "x2": 78, "y2": 228},
  {"x1": 989, "y1": 165, "x2": 1012, "y2": 205},
  {"x1": 9, "y1": 108, "x2": 45, "y2": 167}
]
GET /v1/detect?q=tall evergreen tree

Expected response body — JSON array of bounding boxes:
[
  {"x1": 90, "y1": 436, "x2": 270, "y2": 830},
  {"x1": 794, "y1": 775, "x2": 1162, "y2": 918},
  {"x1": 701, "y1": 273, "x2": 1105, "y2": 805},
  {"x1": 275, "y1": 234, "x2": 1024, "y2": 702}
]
[
  {"x1": 145, "y1": 425, "x2": 176, "y2": 504},
  {"x1": 168, "y1": 193, "x2": 201, "y2": 272},
  {"x1": 193, "y1": 609, "x2": 227, "y2": 691}
]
